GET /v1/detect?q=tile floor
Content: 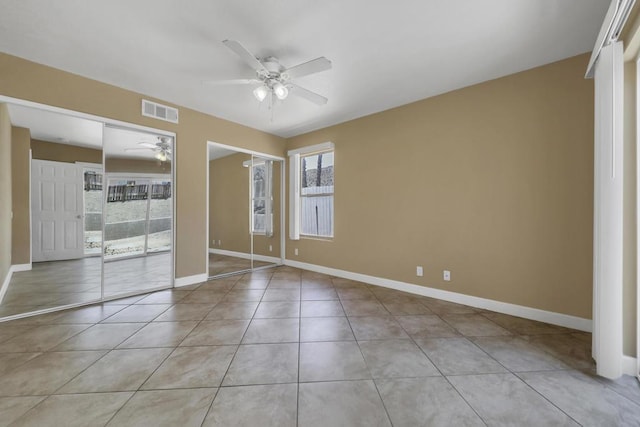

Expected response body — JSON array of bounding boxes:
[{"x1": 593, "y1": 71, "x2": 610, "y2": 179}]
[
  {"x1": 0, "y1": 266, "x2": 639, "y2": 426},
  {"x1": 0, "y1": 253, "x2": 172, "y2": 318},
  {"x1": 208, "y1": 253, "x2": 275, "y2": 277}
]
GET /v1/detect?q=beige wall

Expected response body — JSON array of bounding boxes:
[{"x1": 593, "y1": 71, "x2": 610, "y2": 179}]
[
  {"x1": 209, "y1": 153, "x2": 252, "y2": 254},
  {"x1": 0, "y1": 52, "x2": 286, "y2": 278},
  {"x1": 0, "y1": 104, "x2": 12, "y2": 284},
  {"x1": 209, "y1": 154, "x2": 282, "y2": 259},
  {"x1": 11, "y1": 127, "x2": 31, "y2": 265},
  {"x1": 286, "y1": 53, "x2": 594, "y2": 319},
  {"x1": 31, "y1": 139, "x2": 102, "y2": 164}
]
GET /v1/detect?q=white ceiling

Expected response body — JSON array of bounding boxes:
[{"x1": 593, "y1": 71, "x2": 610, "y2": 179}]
[
  {"x1": 7, "y1": 103, "x2": 172, "y2": 160},
  {"x1": 0, "y1": 0, "x2": 608, "y2": 138}
]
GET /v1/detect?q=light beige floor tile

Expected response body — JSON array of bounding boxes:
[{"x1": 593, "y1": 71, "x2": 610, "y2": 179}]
[
  {"x1": 0, "y1": 352, "x2": 42, "y2": 376},
  {"x1": 204, "y1": 302, "x2": 258, "y2": 320},
  {"x1": 180, "y1": 320, "x2": 250, "y2": 346},
  {"x1": 0, "y1": 396, "x2": 46, "y2": 427},
  {"x1": 254, "y1": 301, "x2": 300, "y2": 318},
  {"x1": 223, "y1": 343, "x2": 298, "y2": 386},
  {"x1": 337, "y1": 288, "x2": 377, "y2": 301},
  {"x1": 298, "y1": 380, "x2": 391, "y2": 427},
  {"x1": 54, "y1": 323, "x2": 144, "y2": 351},
  {"x1": 267, "y1": 279, "x2": 301, "y2": 289},
  {"x1": 300, "y1": 317, "x2": 355, "y2": 342},
  {"x1": 300, "y1": 301, "x2": 345, "y2": 317},
  {"x1": 0, "y1": 351, "x2": 105, "y2": 396},
  {"x1": 300, "y1": 341, "x2": 370, "y2": 382},
  {"x1": 58, "y1": 348, "x2": 172, "y2": 393},
  {"x1": 242, "y1": 318, "x2": 299, "y2": 343},
  {"x1": 341, "y1": 299, "x2": 389, "y2": 316},
  {"x1": 348, "y1": 316, "x2": 409, "y2": 340},
  {"x1": 101, "y1": 304, "x2": 171, "y2": 323},
  {"x1": 472, "y1": 336, "x2": 568, "y2": 372},
  {"x1": 381, "y1": 301, "x2": 432, "y2": 315},
  {"x1": 395, "y1": 315, "x2": 460, "y2": 338},
  {"x1": 261, "y1": 289, "x2": 300, "y2": 302},
  {"x1": 203, "y1": 384, "x2": 297, "y2": 427},
  {"x1": 49, "y1": 305, "x2": 126, "y2": 324},
  {"x1": 519, "y1": 370, "x2": 640, "y2": 426},
  {"x1": 222, "y1": 290, "x2": 265, "y2": 302},
  {"x1": 358, "y1": 339, "x2": 439, "y2": 378},
  {"x1": 135, "y1": 290, "x2": 190, "y2": 304},
  {"x1": 179, "y1": 290, "x2": 225, "y2": 304},
  {"x1": 441, "y1": 314, "x2": 512, "y2": 336},
  {"x1": 142, "y1": 345, "x2": 236, "y2": 389},
  {"x1": 415, "y1": 337, "x2": 507, "y2": 375},
  {"x1": 300, "y1": 288, "x2": 338, "y2": 301},
  {"x1": 421, "y1": 299, "x2": 477, "y2": 315},
  {"x1": 153, "y1": 304, "x2": 215, "y2": 321},
  {"x1": 117, "y1": 321, "x2": 198, "y2": 348},
  {"x1": 0, "y1": 324, "x2": 90, "y2": 353},
  {"x1": 448, "y1": 373, "x2": 579, "y2": 426},
  {"x1": 0, "y1": 325, "x2": 37, "y2": 343},
  {"x1": 11, "y1": 392, "x2": 132, "y2": 427},
  {"x1": 481, "y1": 312, "x2": 570, "y2": 335},
  {"x1": 106, "y1": 388, "x2": 216, "y2": 427},
  {"x1": 376, "y1": 377, "x2": 484, "y2": 427}
]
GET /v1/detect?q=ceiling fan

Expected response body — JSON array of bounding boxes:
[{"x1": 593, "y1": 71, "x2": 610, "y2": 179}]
[
  {"x1": 211, "y1": 39, "x2": 332, "y2": 105},
  {"x1": 124, "y1": 136, "x2": 172, "y2": 162}
]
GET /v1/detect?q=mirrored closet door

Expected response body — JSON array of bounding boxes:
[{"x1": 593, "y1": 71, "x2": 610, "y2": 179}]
[
  {"x1": 208, "y1": 143, "x2": 283, "y2": 278},
  {"x1": 0, "y1": 101, "x2": 175, "y2": 321},
  {"x1": 102, "y1": 125, "x2": 174, "y2": 298}
]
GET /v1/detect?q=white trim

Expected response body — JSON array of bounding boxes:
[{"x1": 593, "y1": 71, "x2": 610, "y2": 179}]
[
  {"x1": 623, "y1": 355, "x2": 638, "y2": 376},
  {"x1": 287, "y1": 141, "x2": 334, "y2": 156},
  {"x1": 0, "y1": 268, "x2": 14, "y2": 304},
  {"x1": 210, "y1": 248, "x2": 280, "y2": 264},
  {"x1": 284, "y1": 259, "x2": 593, "y2": 332},
  {"x1": 175, "y1": 273, "x2": 208, "y2": 287},
  {"x1": 11, "y1": 263, "x2": 31, "y2": 272},
  {"x1": 586, "y1": 0, "x2": 635, "y2": 78},
  {"x1": 0, "y1": 264, "x2": 33, "y2": 304}
]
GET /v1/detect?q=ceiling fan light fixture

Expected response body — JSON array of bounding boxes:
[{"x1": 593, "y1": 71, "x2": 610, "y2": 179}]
[
  {"x1": 253, "y1": 85, "x2": 269, "y2": 102},
  {"x1": 273, "y1": 82, "x2": 289, "y2": 100}
]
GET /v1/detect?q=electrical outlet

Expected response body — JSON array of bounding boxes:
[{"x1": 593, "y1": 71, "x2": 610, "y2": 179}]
[
  {"x1": 269, "y1": 245, "x2": 273, "y2": 252},
  {"x1": 416, "y1": 266, "x2": 423, "y2": 277},
  {"x1": 443, "y1": 270, "x2": 451, "y2": 281},
  {"x1": 294, "y1": 248, "x2": 299, "y2": 256},
  {"x1": 218, "y1": 240, "x2": 221, "y2": 246}
]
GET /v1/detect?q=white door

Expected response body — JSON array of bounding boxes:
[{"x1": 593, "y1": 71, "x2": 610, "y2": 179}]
[{"x1": 31, "y1": 159, "x2": 85, "y2": 262}]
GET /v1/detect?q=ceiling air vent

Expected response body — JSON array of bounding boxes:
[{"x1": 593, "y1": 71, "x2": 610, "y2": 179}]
[{"x1": 141, "y1": 99, "x2": 179, "y2": 124}]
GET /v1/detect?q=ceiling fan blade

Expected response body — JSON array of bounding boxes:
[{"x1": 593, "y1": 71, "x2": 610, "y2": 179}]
[
  {"x1": 288, "y1": 83, "x2": 328, "y2": 105},
  {"x1": 283, "y1": 57, "x2": 332, "y2": 80},
  {"x1": 203, "y1": 78, "x2": 260, "y2": 86},
  {"x1": 137, "y1": 142, "x2": 158, "y2": 149},
  {"x1": 222, "y1": 40, "x2": 267, "y2": 74},
  {"x1": 124, "y1": 148, "x2": 154, "y2": 152}
]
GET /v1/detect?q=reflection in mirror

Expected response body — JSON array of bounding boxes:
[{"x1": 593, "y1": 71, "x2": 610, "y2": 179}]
[
  {"x1": 250, "y1": 155, "x2": 281, "y2": 271},
  {"x1": 102, "y1": 126, "x2": 173, "y2": 298},
  {"x1": 0, "y1": 103, "x2": 103, "y2": 318},
  {"x1": 208, "y1": 144, "x2": 282, "y2": 278}
]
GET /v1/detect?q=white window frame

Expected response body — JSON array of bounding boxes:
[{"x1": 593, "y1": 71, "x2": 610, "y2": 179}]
[{"x1": 288, "y1": 142, "x2": 334, "y2": 240}]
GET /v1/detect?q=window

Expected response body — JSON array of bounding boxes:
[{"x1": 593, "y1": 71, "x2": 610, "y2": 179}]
[
  {"x1": 250, "y1": 160, "x2": 273, "y2": 236},
  {"x1": 288, "y1": 142, "x2": 335, "y2": 239}
]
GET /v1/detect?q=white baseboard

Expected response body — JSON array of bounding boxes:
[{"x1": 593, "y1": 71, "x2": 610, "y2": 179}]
[
  {"x1": 622, "y1": 355, "x2": 637, "y2": 376},
  {"x1": 0, "y1": 264, "x2": 32, "y2": 304},
  {"x1": 12, "y1": 263, "x2": 32, "y2": 272},
  {"x1": 284, "y1": 259, "x2": 593, "y2": 333},
  {"x1": 210, "y1": 248, "x2": 281, "y2": 265},
  {"x1": 0, "y1": 268, "x2": 13, "y2": 304},
  {"x1": 174, "y1": 273, "x2": 208, "y2": 288}
]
